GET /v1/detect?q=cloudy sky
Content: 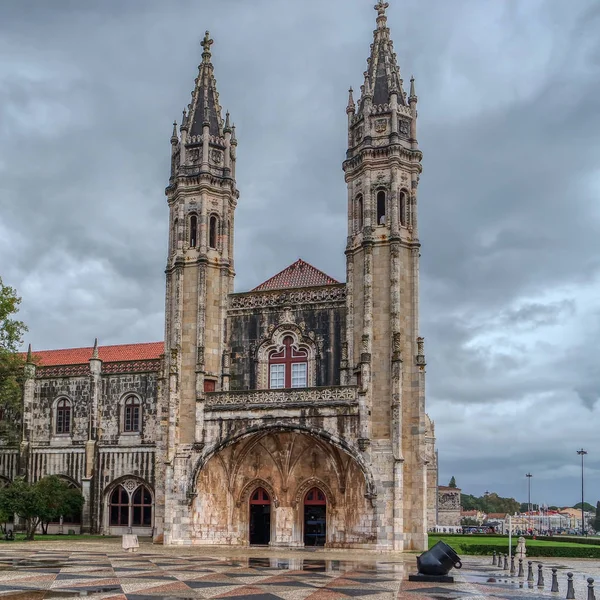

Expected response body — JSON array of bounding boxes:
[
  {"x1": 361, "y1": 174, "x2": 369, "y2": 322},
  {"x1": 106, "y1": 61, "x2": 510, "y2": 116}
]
[{"x1": 1, "y1": 0, "x2": 599, "y2": 508}]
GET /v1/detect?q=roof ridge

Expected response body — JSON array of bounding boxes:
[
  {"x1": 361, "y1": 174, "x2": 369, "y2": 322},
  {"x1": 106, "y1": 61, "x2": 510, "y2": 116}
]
[
  {"x1": 29, "y1": 341, "x2": 163, "y2": 354},
  {"x1": 251, "y1": 258, "x2": 340, "y2": 292}
]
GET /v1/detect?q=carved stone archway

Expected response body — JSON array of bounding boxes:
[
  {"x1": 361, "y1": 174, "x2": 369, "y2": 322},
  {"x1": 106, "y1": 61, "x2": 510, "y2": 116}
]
[
  {"x1": 292, "y1": 477, "x2": 336, "y2": 509},
  {"x1": 237, "y1": 478, "x2": 280, "y2": 509}
]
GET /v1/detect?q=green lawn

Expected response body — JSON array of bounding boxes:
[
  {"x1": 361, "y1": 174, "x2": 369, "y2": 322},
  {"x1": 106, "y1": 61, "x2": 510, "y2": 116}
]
[
  {"x1": 429, "y1": 534, "x2": 600, "y2": 558},
  {"x1": 430, "y1": 535, "x2": 598, "y2": 549}
]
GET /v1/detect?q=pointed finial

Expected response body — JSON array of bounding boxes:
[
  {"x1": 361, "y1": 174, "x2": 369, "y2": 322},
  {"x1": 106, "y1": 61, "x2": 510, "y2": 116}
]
[
  {"x1": 201, "y1": 30, "x2": 214, "y2": 61},
  {"x1": 409, "y1": 75, "x2": 417, "y2": 103},
  {"x1": 375, "y1": 1, "x2": 389, "y2": 17},
  {"x1": 347, "y1": 87, "x2": 355, "y2": 113},
  {"x1": 92, "y1": 338, "x2": 99, "y2": 359},
  {"x1": 224, "y1": 111, "x2": 231, "y2": 133},
  {"x1": 171, "y1": 120, "x2": 178, "y2": 143},
  {"x1": 26, "y1": 343, "x2": 32, "y2": 363},
  {"x1": 231, "y1": 123, "x2": 237, "y2": 144}
]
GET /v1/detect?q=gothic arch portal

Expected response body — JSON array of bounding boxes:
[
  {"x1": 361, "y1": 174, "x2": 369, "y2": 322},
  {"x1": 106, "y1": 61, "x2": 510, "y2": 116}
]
[{"x1": 189, "y1": 423, "x2": 376, "y2": 499}]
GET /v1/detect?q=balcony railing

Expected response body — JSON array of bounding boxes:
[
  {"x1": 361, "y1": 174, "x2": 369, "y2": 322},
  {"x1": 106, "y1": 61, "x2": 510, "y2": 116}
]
[{"x1": 204, "y1": 385, "x2": 358, "y2": 411}]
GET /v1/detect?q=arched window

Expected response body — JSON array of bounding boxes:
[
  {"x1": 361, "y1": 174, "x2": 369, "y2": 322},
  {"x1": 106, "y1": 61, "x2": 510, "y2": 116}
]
[
  {"x1": 269, "y1": 336, "x2": 308, "y2": 389},
  {"x1": 399, "y1": 191, "x2": 407, "y2": 227},
  {"x1": 132, "y1": 485, "x2": 153, "y2": 526},
  {"x1": 356, "y1": 194, "x2": 363, "y2": 231},
  {"x1": 377, "y1": 190, "x2": 386, "y2": 225},
  {"x1": 109, "y1": 482, "x2": 153, "y2": 529},
  {"x1": 189, "y1": 214, "x2": 198, "y2": 248},
  {"x1": 209, "y1": 215, "x2": 218, "y2": 249},
  {"x1": 172, "y1": 218, "x2": 178, "y2": 252},
  {"x1": 110, "y1": 485, "x2": 129, "y2": 526},
  {"x1": 56, "y1": 399, "x2": 71, "y2": 434},
  {"x1": 123, "y1": 396, "x2": 141, "y2": 433}
]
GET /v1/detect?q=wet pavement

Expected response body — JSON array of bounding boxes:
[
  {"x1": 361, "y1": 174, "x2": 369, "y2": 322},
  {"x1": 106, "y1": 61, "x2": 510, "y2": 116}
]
[{"x1": 0, "y1": 542, "x2": 596, "y2": 599}]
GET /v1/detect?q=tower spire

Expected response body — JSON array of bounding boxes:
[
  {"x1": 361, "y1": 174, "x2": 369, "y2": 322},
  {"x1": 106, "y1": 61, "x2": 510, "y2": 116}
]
[
  {"x1": 188, "y1": 30, "x2": 224, "y2": 137},
  {"x1": 359, "y1": 1, "x2": 404, "y2": 107}
]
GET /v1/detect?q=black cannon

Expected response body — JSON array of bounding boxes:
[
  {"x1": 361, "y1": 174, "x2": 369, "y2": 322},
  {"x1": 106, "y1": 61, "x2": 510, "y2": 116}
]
[{"x1": 409, "y1": 541, "x2": 462, "y2": 582}]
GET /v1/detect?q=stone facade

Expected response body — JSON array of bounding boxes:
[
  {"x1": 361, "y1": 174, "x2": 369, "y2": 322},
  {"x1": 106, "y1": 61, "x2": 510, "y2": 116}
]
[
  {"x1": 437, "y1": 486, "x2": 462, "y2": 527},
  {"x1": 3, "y1": 343, "x2": 163, "y2": 535},
  {"x1": 2, "y1": 1, "x2": 437, "y2": 550}
]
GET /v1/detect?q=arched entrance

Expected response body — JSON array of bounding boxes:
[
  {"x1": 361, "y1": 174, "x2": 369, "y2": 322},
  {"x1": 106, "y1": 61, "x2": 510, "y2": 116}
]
[
  {"x1": 304, "y1": 487, "x2": 326, "y2": 546},
  {"x1": 249, "y1": 487, "x2": 271, "y2": 545}
]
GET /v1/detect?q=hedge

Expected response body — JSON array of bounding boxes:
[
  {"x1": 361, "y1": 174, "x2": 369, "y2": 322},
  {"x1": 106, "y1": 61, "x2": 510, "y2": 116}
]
[{"x1": 534, "y1": 536, "x2": 600, "y2": 547}]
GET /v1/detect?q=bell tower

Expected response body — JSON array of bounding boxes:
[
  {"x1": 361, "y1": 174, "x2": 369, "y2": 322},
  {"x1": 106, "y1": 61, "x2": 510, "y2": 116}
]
[
  {"x1": 164, "y1": 31, "x2": 238, "y2": 449},
  {"x1": 343, "y1": 1, "x2": 427, "y2": 550}
]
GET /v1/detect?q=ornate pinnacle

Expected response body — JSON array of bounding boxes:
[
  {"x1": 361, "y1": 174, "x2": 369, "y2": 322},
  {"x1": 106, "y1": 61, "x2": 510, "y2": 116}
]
[
  {"x1": 171, "y1": 120, "x2": 178, "y2": 143},
  {"x1": 231, "y1": 123, "x2": 237, "y2": 145},
  {"x1": 26, "y1": 343, "x2": 32, "y2": 363},
  {"x1": 92, "y1": 338, "x2": 99, "y2": 359},
  {"x1": 224, "y1": 110, "x2": 232, "y2": 133},
  {"x1": 347, "y1": 87, "x2": 355, "y2": 113},
  {"x1": 409, "y1": 75, "x2": 417, "y2": 103},
  {"x1": 201, "y1": 30, "x2": 213, "y2": 61}
]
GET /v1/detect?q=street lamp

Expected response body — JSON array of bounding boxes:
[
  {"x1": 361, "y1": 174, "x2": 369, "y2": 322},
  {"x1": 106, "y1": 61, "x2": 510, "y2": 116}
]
[
  {"x1": 577, "y1": 449, "x2": 588, "y2": 536},
  {"x1": 526, "y1": 473, "x2": 533, "y2": 533}
]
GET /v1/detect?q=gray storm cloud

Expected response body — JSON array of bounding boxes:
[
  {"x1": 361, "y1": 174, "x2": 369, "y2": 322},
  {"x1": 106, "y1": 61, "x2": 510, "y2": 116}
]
[{"x1": 1, "y1": 0, "x2": 598, "y2": 506}]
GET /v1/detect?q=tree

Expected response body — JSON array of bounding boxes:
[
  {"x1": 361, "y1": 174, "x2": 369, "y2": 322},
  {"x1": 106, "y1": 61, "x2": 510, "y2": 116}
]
[
  {"x1": 461, "y1": 517, "x2": 478, "y2": 526},
  {"x1": 0, "y1": 476, "x2": 84, "y2": 540},
  {"x1": 448, "y1": 476, "x2": 457, "y2": 488},
  {"x1": 573, "y1": 502, "x2": 595, "y2": 513},
  {"x1": 0, "y1": 278, "x2": 28, "y2": 444},
  {"x1": 0, "y1": 478, "x2": 42, "y2": 540},
  {"x1": 592, "y1": 502, "x2": 600, "y2": 533},
  {"x1": 35, "y1": 476, "x2": 84, "y2": 535}
]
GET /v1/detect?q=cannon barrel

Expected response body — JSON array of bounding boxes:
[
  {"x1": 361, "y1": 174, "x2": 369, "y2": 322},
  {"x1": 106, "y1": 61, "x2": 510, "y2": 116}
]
[{"x1": 417, "y1": 541, "x2": 462, "y2": 576}]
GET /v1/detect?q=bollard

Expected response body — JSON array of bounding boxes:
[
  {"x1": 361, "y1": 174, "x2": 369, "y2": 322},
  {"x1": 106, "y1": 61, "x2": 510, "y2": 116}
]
[
  {"x1": 551, "y1": 568, "x2": 559, "y2": 593},
  {"x1": 587, "y1": 578, "x2": 595, "y2": 600},
  {"x1": 537, "y1": 564, "x2": 545, "y2": 588},
  {"x1": 504, "y1": 554, "x2": 508, "y2": 570},
  {"x1": 518, "y1": 558, "x2": 524, "y2": 578},
  {"x1": 527, "y1": 561, "x2": 534, "y2": 583},
  {"x1": 566, "y1": 572, "x2": 575, "y2": 600},
  {"x1": 510, "y1": 555, "x2": 516, "y2": 576},
  {"x1": 492, "y1": 551, "x2": 497, "y2": 566}
]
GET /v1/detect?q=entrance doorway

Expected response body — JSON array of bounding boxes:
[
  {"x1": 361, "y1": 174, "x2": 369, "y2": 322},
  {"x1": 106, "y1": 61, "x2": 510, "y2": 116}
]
[
  {"x1": 249, "y1": 487, "x2": 271, "y2": 545},
  {"x1": 304, "y1": 487, "x2": 326, "y2": 546}
]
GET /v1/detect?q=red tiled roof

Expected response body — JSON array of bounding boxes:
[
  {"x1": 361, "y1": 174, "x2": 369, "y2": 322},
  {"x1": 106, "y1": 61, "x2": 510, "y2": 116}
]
[
  {"x1": 252, "y1": 259, "x2": 339, "y2": 292},
  {"x1": 27, "y1": 342, "x2": 164, "y2": 366}
]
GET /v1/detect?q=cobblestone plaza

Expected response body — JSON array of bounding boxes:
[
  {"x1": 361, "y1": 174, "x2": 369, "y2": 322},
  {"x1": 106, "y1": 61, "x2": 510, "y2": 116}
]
[{"x1": 0, "y1": 540, "x2": 597, "y2": 599}]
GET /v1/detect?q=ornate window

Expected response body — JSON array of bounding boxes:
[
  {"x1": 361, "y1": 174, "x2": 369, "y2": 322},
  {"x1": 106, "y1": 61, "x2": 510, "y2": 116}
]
[
  {"x1": 257, "y1": 324, "x2": 317, "y2": 390},
  {"x1": 355, "y1": 194, "x2": 363, "y2": 231},
  {"x1": 110, "y1": 485, "x2": 129, "y2": 526},
  {"x1": 55, "y1": 398, "x2": 71, "y2": 434},
  {"x1": 123, "y1": 395, "x2": 141, "y2": 433},
  {"x1": 132, "y1": 485, "x2": 152, "y2": 526},
  {"x1": 189, "y1": 214, "x2": 198, "y2": 248},
  {"x1": 399, "y1": 190, "x2": 407, "y2": 227},
  {"x1": 268, "y1": 336, "x2": 308, "y2": 389},
  {"x1": 376, "y1": 190, "x2": 386, "y2": 225},
  {"x1": 109, "y1": 481, "x2": 153, "y2": 528},
  {"x1": 209, "y1": 215, "x2": 218, "y2": 249}
]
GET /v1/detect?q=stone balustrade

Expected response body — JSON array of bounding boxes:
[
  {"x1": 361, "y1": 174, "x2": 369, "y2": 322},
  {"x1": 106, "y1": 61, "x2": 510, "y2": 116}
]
[{"x1": 205, "y1": 385, "x2": 358, "y2": 411}]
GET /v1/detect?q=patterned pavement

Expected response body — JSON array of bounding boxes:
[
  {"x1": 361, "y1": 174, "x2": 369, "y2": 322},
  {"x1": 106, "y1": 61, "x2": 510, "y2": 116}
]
[{"x1": 0, "y1": 547, "x2": 596, "y2": 600}]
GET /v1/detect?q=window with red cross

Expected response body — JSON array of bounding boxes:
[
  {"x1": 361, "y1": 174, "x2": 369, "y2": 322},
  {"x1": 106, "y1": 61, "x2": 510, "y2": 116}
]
[{"x1": 268, "y1": 336, "x2": 308, "y2": 389}]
